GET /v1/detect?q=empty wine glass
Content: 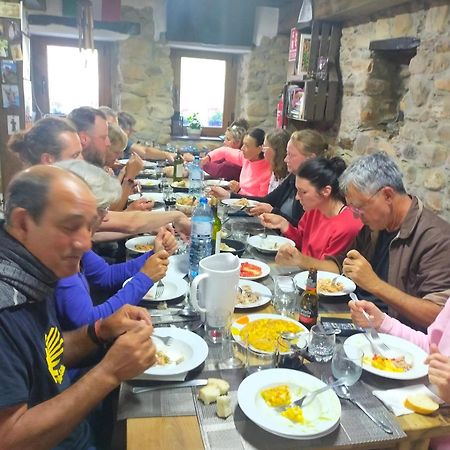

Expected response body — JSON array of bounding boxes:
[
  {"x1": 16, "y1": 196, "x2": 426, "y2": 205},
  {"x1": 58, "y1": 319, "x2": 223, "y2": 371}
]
[
  {"x1": 331, "y1": 344, "x2": 363, "y2": 387},
  {"x1": 220, "y1": 314, "x2": 244, "y2": 369}
]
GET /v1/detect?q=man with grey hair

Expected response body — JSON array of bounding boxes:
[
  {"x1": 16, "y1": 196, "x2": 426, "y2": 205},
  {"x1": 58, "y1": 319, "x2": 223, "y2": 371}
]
[
  {"x1": 0, "y1": 165, "x2": 156, "y2": 449},
  {"x1": 277, "y1": 151, "x2": 450, "y2": 330}
]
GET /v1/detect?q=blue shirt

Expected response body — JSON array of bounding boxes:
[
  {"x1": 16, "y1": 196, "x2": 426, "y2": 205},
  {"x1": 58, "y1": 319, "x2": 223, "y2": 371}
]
[{"x1": 55, "y1": 250, "x2": 154, "y2": 330}]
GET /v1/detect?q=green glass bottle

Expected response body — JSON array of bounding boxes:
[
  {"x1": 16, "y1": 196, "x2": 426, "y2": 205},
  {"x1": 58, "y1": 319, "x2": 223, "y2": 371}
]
[
  {"x1": 298, "y1": 268, "x2": 319, "y2": 329},
  {"x1": 211, "y1": 197, "x2": 222, "y2": 240},
  {"x1": 173, "y1": 151, "x2": 184, "y2": 182}
]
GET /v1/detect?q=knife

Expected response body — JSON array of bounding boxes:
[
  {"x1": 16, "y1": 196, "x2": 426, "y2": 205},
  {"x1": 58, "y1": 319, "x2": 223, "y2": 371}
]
[{"x1": 131, "y1": 379, "x2": 208, "y2": 394}]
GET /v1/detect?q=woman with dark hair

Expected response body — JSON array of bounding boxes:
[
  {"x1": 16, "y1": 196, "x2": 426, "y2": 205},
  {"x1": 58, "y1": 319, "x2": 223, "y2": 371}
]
[
  {"x1": 260, "y1": 157, "x2": 363, "y2": 259},
  {"x1": 204, "y1": 128, "x2": 271, "y2": 196}
]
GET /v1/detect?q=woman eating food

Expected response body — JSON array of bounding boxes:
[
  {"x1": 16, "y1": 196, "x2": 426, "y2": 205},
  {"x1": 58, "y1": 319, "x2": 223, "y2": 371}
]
[
  {"x1": 202, "y1": 128, "x2": 271, "y2": 196},
  {"x1": 260, "y1": 157, "x2": 363, "y2": 259}
]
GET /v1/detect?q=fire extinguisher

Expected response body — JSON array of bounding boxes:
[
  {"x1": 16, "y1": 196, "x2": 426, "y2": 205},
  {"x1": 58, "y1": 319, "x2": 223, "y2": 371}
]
[{"x1": 276, "y1": 93, "x2": 285, "y2": 128}]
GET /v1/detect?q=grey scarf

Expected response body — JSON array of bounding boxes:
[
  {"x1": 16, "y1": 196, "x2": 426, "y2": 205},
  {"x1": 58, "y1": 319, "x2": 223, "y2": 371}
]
[{"x1": 0, "y1": 224, "x2": 57, "y2": 310}]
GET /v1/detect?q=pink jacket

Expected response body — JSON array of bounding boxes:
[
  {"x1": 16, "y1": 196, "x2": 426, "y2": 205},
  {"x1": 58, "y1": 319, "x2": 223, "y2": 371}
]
[
  {"x1": 208, "y1": 147, "x2": 271, "y2": 196},
  {"x1": 380, "y1": 299, "x2": 450, "y2": 450}
]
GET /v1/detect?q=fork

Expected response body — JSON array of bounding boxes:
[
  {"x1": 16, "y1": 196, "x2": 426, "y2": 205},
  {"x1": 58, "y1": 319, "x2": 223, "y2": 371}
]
[
  {"x1": 331, "y1": 273, "x2": 343, "y2": 287},
  {"x1": 276, "y1": 378, "x2": 346, "y2": 412},
  {"x1": 154, "y1": 280, "x2": 165, "y2": 299},
  {"x1": 153, "y1": 333, "x2": 173, "y2": 346},
  {"x1": 349, "y1": 293, "x2": 399, "y2": 358}
]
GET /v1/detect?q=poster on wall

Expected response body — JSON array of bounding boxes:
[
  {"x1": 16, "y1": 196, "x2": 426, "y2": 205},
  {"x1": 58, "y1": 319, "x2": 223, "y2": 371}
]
[
  {"x1": 1, "y1": 59, "x2": 17, "y2": 83},
  {"x1": 10, "y1": 43, "x2": 22, "y2": 61},
  {"x1": 288, "y1": 27, "x2": 298, "y2": 62},
  {"x1": 2, "y1": 83, "x2": 19, "y2": 107},
  {"x1": 7, "y1": 114, "x2": 19, "y2": 134},
  {"x1": 296, "y1": 34, "x2": 311, "y2": 78},
  {"x1": 0, "y1": 38, "x2": 8, "y2": 57}
]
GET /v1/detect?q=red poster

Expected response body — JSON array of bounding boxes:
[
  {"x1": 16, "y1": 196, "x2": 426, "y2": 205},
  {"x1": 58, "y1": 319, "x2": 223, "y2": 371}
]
[
  {"x1": 288, "y1": 28, "x2": 298, "y2": 62},
  {"x1": 102, "y1": 0, "x2": 121, "y2": 21}
]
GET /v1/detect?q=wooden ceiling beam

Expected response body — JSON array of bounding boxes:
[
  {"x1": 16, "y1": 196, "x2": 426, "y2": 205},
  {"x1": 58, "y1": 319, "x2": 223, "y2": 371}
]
[{"x1": 313, "y1": 0, "x2": 414, "y2": 21}]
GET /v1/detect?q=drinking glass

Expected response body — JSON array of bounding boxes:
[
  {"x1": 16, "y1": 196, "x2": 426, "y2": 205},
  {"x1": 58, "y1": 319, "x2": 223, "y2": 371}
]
[
  {"x1": 308, "y1": 324, "x2": 336, "y2": 362},
  {"x1": 244, "y1": 335, "x2": 277, "y2": 376},
  {"x1": 276, "y1": 334, "x2": 308, "y2": 369},
  {"x1": 273, "y1": 276, "x2": 297, "y2": 318},
  {"x1": 162, "y1": 183, "x2": 176, "y2": 210},
  {"x1": 331, "y1": 344, "x2": 363, "y2": 386},
  {"x1": 232, "y1": 222, "x2": 250, "y2": 246},
  {"x1": 220, "y1": 315, "x2": 244, "y2": 369}
]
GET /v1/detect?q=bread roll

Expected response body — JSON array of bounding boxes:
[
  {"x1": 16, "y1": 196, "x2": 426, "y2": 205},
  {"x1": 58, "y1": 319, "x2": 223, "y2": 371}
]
[
  {"x1": 207, "y1": 378, "x2": 230, "y2": 395},
  {"x1": 216, "y1": 394, "x2": 232, "y2": 418},
  {"x1": 404, "y1": 393, "x2": 439, "y2": 415},
  {"x1": 198, "y1": 384, "x2": 221, "y2": 405}
]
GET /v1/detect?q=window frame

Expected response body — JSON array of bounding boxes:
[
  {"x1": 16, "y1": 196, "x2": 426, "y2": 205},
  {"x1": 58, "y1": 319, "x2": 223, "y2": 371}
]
[
  {"x1": 31, "y1": 36, "x2": 116, "y2": 118},
  {"x1": 170, "y1": 49, "x2": 237, "y2": 138}
]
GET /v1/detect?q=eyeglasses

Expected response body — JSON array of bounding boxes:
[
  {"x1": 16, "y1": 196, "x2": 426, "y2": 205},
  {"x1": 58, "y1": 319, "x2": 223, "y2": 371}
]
[{"x1": 348, "y1": 188, "x2": 383, "y2": 216}]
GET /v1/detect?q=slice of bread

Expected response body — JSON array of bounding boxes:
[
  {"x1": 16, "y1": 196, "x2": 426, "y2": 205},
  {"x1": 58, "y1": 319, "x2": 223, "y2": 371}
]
[
  {"x1": 404, "y1": 393, "x2": 439, "y2": 415},
  {"x1": 198, "y1": 384, "x2": 221, "y2": 405}
]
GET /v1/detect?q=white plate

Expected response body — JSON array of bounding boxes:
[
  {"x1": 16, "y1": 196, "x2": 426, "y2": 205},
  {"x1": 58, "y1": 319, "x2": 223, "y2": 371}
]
[
  {"x1": 143, "y1": 160, "x2": 158, "y2": 168},
  {"x1": 238, "y1": 368, "x2": 341, "y2": 439},
  {"x1": 294, "y1": 270, "x2": 356, "y2": 296},
  {"x1": 236, "y1": 280, "x2": 272, "y2": 309},
  {"x1": 128, "y1": 192, "x2": 164, "y2": 203},
  {"x1": 143, "y1": 276, "x2": 189, "y2": 302},
  {"x1": 144, "y1": 328, "x2": 208, "y2": 376},
  {"x1": 221, "y1": 198, "x2": 260, "y2": 210},
  {"x1": 248, "y1": 235, "x2": 295, "y2": 254},
  {"x1": 138, "y1": 179, "x2": 160, "y2": 188},
  {"x1": 205, "y1": 179, "x2": 229, "y2": 187},
  {"x1": 171, "y1": 180, "x2": 189, "y2": 189},
  {"x1": 239, "y1": 258, "x2": 270, "y2": 280},
  {"x1": 123, "y1": 275, "x2": 189, "y2": 302},
  {"x1": 125, "y1": 235, "x2": 156, "y2": 253},
  {"x1": 345, "y1": 333, "x2": 428, "y2": 380},
  {"x1": 231, "y1": 313, "x2": 308, "y2": 352},
  {"x1": 166, "y1": 254, "x2": 189, "y2": 278}
]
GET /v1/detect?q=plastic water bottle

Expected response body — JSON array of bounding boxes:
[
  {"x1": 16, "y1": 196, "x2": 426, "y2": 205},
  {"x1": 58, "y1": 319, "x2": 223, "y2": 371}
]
[
  {"x1": 188, "y1": 155, "x2": 204, "y2": 197},
  {"x1": 189, "y1": 197, "x2": 213, "y2": 280}
]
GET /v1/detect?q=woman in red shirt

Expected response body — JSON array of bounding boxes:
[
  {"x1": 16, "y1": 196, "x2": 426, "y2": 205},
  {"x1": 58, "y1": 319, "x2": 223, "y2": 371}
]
[{"x1": 260, "y1": 157, "x2": 363, "y2": 259}]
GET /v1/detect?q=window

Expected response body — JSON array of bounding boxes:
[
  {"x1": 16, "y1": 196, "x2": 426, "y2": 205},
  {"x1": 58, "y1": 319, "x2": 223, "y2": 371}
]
[
  {"x1": 171, "y1": 49, "x2": 237, "y2": 138},
  {"x1": 31, "y1": 36, "x2": 115, "y2": 117},
  {"x1": 47, "y1": 46, "x2": 99, "y2": 114}
]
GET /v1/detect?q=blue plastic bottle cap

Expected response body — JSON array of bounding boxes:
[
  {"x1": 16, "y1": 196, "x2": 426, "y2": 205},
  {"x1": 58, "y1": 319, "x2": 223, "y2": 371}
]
[{"x1": 199, "y1": 197, "x2": 207, "y2": 204}]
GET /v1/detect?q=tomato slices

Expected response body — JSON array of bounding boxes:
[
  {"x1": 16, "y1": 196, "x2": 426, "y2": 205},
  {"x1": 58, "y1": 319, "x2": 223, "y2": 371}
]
[{"x1": 240, "y1": 262, "x2": 262, "y2": 278}]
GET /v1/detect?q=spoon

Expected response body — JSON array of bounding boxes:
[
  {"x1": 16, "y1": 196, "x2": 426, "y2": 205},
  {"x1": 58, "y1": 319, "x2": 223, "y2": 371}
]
[{"x1": 333, "y1": 382, "x2": 393, "y2": 434}]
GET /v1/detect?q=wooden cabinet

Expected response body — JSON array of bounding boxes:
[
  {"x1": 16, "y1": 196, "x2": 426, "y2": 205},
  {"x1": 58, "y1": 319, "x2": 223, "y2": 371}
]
[{"x1": 282, "y1": 21, "x2": 341, "y2": 127}]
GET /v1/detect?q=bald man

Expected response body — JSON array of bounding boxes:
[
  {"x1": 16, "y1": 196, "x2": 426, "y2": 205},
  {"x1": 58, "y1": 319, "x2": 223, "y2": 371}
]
[{"x1": 0, "y1": 165, "x2": 156, "y2": 449}]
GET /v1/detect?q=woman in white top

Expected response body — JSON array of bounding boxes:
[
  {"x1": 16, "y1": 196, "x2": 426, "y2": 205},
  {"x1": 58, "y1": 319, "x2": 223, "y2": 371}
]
[{"x1": 263, "y1": 129, "x2": 289, "y2": 193}]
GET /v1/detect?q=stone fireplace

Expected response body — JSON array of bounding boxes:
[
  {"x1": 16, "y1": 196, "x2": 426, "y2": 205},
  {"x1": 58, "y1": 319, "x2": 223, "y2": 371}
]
[{"x1": 336, "y1": 2, "x2": 450, "y2": 220}]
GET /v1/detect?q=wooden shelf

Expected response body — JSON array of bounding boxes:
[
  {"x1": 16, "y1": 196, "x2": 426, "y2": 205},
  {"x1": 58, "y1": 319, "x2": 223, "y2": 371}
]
[{"x1": 283, "y1": 21, "x2": 341, "y2": 124}]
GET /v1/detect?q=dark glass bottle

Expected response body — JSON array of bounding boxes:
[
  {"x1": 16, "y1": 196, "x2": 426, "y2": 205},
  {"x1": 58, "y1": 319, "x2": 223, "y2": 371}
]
[
  {"x1": 298, "y1": 268, "x2": 319, "y2": 329},
  {"x1": 173, "y1": 151, "x2": 184, "y2": 182}
]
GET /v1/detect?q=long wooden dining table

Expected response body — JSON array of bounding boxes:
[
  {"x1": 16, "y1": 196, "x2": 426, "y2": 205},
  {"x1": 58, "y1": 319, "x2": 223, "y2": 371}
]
[{"x1": 115, "y1": 208, "x2": 450, "y2": 450}]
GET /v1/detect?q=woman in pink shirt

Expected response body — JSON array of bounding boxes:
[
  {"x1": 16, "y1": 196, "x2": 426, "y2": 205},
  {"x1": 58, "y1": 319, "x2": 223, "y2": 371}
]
[
  {"x1": 350, "y1": 298, "x2": 450, "y2": 450},
  {"x1": 260, "y1": 157, "x2": 363, "y2": 259},
  {"x1": 205, "y1": 128, "x2": 272, "y2": 196}
]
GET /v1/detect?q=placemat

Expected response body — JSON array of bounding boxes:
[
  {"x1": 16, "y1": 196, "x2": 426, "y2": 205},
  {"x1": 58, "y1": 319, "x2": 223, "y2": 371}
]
[
  {"x1": 193, "y1": 365, "x2": 406, "y2": 450},
  {"x1": 117, "y1": 382, "x2": 197, "y2": 420}
]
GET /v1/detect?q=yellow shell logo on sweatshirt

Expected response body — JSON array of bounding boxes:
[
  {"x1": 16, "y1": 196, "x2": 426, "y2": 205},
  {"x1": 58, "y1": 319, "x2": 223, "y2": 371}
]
[{"x1": 45, "y1": 326, "x2": 66, "y2": 384}]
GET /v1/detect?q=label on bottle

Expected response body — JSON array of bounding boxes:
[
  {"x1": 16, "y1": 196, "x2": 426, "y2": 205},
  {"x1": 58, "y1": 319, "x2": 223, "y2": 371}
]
[
  {"x1": 192, "y1": 221, "x2": 211, "y2": 237},
  {"x1": 299, "y1": 308, "x2": 317, "y2": 328},
  {"x1": 174, "y1": 161, "x2": 183, "y2": 178}
]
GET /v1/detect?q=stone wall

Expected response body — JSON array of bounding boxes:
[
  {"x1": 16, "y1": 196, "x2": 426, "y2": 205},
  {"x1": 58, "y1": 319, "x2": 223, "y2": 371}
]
[
  {"x1": 337, "y1": 1, "x2": 450, "y2": 220},
  {"x1": 118, "y1": 3, "x2": 289, "y2": 144},
  {"x1": 119, "y1": 5, "x2": 174, "y2": 144},
  {"x1": 236, "y1": 35, "x2": 289, "y2": 130}
]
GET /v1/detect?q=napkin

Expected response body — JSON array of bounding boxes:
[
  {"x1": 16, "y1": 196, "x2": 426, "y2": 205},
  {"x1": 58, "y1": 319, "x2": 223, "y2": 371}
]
[{"x1": 372, "y1": 384, "x2": 444, "y2": 416}]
